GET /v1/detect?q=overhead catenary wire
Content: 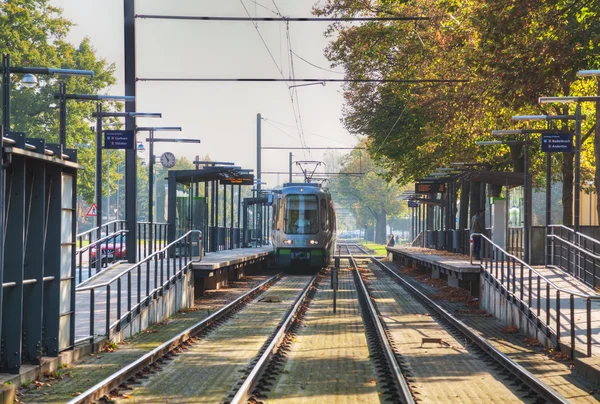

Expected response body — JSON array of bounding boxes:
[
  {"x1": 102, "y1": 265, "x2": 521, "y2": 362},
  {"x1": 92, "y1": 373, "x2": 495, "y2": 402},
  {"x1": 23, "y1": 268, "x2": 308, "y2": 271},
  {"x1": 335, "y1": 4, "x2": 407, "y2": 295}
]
[
  {"x1": 135, "y1": 15, "x2": 430, "y2": 22},
  {"x1": 262, "y1": 117, "x2": 356, "y2": 146},
  {"x1": 291, "y1": 50, "x2": 345, "y2": 75},
  {"x1": 137, "y1": 77, "x2": 468, "y2": 83}
]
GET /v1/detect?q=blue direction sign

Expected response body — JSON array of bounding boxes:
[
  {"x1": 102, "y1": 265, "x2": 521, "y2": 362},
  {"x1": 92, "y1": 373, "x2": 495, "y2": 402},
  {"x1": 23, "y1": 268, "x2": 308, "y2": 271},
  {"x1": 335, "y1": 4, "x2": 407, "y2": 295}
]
[
  {"x1": 408, "y1": 201, "x2": 419, "y2": 208},
  {"x1": 541, "y1": 132, "x2": 573, "y2": 153},
  {"x1": 104, "y1": 130, "x2": 134, "y2": 149}
]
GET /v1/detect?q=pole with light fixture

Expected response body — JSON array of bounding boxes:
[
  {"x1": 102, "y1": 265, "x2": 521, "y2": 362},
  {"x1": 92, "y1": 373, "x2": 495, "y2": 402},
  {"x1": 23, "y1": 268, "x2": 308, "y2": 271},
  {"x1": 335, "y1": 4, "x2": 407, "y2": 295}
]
[
  {"x1": 538, "y1": 96, "x2": 598, "y2": 232},
  {"x1": 476, "y1": 138, "x2": 531, "y2": 262},
  {"x1": 136, "y1": 127, "x2": 201, "y2": 255},
  {"x1": 511, "y1": 114, "x2": 580, "y2": 264}
]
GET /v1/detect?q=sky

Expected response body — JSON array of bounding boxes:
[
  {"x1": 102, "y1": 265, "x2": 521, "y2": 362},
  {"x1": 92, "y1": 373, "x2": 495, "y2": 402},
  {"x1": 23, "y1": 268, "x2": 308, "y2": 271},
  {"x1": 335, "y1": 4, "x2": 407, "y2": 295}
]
[{"x1": 50, "y1": 0, "x2": 358, "y2": 187}]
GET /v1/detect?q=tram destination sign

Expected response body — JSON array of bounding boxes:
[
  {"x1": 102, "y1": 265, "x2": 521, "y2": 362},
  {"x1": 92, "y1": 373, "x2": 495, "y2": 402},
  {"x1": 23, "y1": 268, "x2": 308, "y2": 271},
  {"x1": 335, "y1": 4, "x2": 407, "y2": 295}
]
[
  {"x1": 541, "y1": 132, "x2": 573, "y2": 153},
  {"x1": 220, "y1": 175, "x2": 254, "y2": 186},
  {"x1": 415, "y1": 182, "x2": 446, "y2": 194},
  {"x1": 104, "y1": 130, "x2": 134, "y2": 150}
]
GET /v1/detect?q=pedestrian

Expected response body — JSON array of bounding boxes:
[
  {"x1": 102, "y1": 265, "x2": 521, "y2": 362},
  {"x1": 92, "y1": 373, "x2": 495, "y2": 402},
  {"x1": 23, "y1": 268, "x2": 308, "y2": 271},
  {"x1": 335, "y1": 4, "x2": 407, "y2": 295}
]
[
  {"x1": 470, "y1": 208, "x2": 485, "y2": 259},
  {"x1": 387, "y1": 234, "x2": 396, "y2": 247}
]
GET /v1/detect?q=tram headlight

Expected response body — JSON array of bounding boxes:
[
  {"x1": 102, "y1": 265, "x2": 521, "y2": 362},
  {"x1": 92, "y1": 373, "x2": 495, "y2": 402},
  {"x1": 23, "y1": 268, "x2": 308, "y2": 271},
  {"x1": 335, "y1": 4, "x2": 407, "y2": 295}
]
[
  {"x1": 309, "y1": 240, "x2": 319, "y2": 245},
  {"x1": 283, "y1": 239, "x2": 294, "y2": 245}
]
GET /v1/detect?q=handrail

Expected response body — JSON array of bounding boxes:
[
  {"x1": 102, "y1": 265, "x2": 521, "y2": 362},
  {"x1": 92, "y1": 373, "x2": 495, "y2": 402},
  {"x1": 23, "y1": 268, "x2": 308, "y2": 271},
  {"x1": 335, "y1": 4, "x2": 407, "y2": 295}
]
[
  {"x1": 76, "y1": 219, "x2": 127, "y2": 239},
  {"x1": 548, "y1": 224, "x2": 600, "y2": 246},
  {"x1": 470, "y1": 233, "x2": 600, "y2": 300},
  {"x1": 547, "y1": 234, "x2": 600, "y2": 260},
  {"x1": 76, "y1": 230, "x2": 128, "y2": 254},
  {"x1": 76, "y1": 230, "x2": 200, "y2": 292}
]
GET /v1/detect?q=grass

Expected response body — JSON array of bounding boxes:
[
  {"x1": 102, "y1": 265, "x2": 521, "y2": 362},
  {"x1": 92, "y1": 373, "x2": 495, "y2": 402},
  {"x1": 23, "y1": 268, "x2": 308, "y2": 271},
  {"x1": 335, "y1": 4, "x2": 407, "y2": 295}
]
[{"x1": 359, "y1": 241, "x2": 388, "y2": 256}]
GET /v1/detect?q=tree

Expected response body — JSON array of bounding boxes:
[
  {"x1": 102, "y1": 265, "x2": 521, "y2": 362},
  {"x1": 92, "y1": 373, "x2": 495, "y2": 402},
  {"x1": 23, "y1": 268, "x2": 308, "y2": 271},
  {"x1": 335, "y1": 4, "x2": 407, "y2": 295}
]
[
  {"x1": 329, "y1": 145, "x2": 406, "y2": 243},
  {"x1": 0, "y1": 0, "x2": 118, "y2": 204},
  {"x1": 314, "y1": 0, "x2": 600, "y2": 226}
]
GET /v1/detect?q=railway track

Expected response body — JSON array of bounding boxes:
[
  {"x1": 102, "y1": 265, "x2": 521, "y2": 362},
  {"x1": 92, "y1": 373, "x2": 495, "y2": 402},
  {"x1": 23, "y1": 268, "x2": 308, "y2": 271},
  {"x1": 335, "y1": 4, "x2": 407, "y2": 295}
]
[
  {"x1": 65, "y1": 274, "x2": 317, "y2": 404},
  {"x1": 344, "y1": 243, "x2": 570, "y2": 404}
]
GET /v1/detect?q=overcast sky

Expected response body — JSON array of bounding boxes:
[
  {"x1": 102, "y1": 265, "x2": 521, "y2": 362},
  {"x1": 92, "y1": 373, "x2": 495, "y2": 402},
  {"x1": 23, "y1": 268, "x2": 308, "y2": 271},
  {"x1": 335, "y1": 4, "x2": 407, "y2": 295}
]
[{"x1": 50, "y1": 0, "x2": 357, "y2": 187}]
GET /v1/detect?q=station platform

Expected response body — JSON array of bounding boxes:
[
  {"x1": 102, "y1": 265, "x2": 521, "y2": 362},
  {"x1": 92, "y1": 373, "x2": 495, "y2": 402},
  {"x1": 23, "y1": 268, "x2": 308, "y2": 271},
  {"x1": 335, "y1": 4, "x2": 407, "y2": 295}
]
[
  {"x1": 386, "y1": 245, "x2": 600, "y2": 382},
  {"x1": 73, "y1": 246, "x2": 274, "y2": 344},
  {"x1": 386, "y1": 246, "x2": 481, "y2": 294}
]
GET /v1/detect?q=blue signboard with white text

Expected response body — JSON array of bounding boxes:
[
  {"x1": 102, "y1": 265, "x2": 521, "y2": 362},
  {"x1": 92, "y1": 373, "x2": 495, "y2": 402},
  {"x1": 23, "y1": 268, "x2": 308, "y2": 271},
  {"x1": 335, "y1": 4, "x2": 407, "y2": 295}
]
[
  {"x1": 104, "y1": 130, "x2": 134, "y2": 150},
  {"x1": 541, "y1": 133, "x2": 573, "y2": 153},
  {"x1": 408, "y1": 201, "x2": 419, "y2": 208}
]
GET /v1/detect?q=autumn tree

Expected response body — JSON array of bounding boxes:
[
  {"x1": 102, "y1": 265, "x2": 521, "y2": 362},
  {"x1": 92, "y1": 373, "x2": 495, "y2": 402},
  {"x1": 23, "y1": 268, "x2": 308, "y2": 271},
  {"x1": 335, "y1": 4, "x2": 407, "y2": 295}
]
[
  {"x1": 314, "y1": 0, "x2": 600, "y2": 226},
  {"x1": 0, "y1": 0, "x2": 119, "y2": 205},
  {"x1": 329, "y1": 146, "x2": 406, "y2": 243}
]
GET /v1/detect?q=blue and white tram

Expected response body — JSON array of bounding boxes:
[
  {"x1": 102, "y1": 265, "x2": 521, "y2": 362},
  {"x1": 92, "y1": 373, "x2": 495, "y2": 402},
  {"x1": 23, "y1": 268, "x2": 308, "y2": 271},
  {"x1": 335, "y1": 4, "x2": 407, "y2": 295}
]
[{"x1": 271, "y1": 183, "x2": 336, "y2": 269}]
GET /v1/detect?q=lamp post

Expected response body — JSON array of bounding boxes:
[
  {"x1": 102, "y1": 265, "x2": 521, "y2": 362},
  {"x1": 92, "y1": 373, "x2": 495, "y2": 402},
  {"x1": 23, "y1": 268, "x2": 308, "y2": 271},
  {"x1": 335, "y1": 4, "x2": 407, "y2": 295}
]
[
  {"x1": 538, "y1": 96, "x2": 600, "y2": 232},
  {"x1": 136, "y1": 127, "x2": 200, "y2": 255},
  {"x1": 91, "y1": 111, "x2": 161, "y2": 230},
  {"x1": 511, "y1": 114, "x2": 581, "y2": 264},
  {"x1": 56, "y1": 93, "x2": 143, "y2": 238},
  {"x1": 476, "y1": 139, "x2": 530, "y2": 261}
]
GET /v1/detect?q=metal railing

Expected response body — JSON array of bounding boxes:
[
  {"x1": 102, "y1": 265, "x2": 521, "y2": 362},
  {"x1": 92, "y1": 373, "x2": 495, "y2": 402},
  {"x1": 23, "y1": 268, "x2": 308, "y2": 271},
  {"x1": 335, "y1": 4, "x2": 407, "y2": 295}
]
[
  {"x1": 471, "y1": 233, "x2": 600, "y2": 358},
  {"x1": 508, "y1": 226, "x2": 524, "y2": 260},
  {"x1": 76, "y1": 230, "x2": 128, "y2": 285},
  {"x1": 548, "y1": 225, "x2": 600, "y2": 289},
  {"x1": 137, "y1": 222, "x2": 169, "y2": 260},
  {"x1": 75, "y1": 230, "x2": 200, "y2": 344},
  {"x1": 76, "y1": 220, "x2": 127, "y2": 250}
]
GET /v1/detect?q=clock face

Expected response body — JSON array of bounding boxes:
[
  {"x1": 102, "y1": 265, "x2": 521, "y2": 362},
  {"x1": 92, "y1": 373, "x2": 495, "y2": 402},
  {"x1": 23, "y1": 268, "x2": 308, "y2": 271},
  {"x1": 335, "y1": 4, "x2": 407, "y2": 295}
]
[{"x1": 160, "y1": 152, "x2": 176, "y2": 168}]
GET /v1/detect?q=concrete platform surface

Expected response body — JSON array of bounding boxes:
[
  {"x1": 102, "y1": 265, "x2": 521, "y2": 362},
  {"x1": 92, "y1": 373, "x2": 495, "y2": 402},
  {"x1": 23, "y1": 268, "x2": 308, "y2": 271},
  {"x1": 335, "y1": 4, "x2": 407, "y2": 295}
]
[
  {"x1": 191, "y1": 245, "x2": 274, "y2": 270},
  {"x1": 386, "y1": 246, "x2": 480, "y2": 274}
]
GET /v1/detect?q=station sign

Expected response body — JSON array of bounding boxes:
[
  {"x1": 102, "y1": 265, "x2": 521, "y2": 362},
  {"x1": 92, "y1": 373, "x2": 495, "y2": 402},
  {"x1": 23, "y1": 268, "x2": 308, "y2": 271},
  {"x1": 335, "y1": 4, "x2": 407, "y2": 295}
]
[
  {"x1": 415, "y1": 182, "x2": 445, "y2": 194},
  {"x1": 220, "y1": 175, "x2": 254, "y2": 186},
  {"x1": 541, "y1": 132, "x2": 573, "y2": 153},
  {"x1": 104, "y1": 130, "x2": 135, "y2": 149},
  {"x1": 408, "y1": 201, "x2": 419, "y2": 208}
]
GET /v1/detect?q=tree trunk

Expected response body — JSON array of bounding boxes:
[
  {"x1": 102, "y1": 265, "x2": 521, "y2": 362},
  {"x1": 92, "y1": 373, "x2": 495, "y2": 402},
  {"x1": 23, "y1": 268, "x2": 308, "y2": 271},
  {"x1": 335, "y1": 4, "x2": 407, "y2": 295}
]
[
  {"x1": 375, "y1": 211, "x2": 387, "y2": 244},
  {"x1": 459, "y1": 179, "x2": 470, "y2": 230},
  {"x1": 562, "y1": 152, "x2": 574, "y2": 226}
]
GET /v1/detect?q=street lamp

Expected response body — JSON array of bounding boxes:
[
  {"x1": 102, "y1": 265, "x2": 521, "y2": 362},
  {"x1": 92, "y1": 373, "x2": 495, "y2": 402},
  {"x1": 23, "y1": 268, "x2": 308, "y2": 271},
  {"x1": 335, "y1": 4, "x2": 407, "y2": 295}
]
[
  {"x1": 476, "y1": 138, "x2": 531, "y2": 262},
  {"x1": 511, "y1": 114, "x2": 581, "y2": 264},
  {"x1": 538, "y1": 96, "x2": 600, "y2": 232},
  {"x1": 92, "y1": 110, "x2": 161, "y2": 225},
  {"x1": 136, "y1": 127, "x2": 202, "y2": 255}
]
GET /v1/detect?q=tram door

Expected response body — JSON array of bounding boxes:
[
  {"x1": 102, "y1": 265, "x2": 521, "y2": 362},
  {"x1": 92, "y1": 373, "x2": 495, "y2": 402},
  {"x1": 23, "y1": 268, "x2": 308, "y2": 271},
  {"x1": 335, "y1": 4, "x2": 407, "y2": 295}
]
[{"x1": 176, "y1": 194, "x2": 206, "y2": 256}]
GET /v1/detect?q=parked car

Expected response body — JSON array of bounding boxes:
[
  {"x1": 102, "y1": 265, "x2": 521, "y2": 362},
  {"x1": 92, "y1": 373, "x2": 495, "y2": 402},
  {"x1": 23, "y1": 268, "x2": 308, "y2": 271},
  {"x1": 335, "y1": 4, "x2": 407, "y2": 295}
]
[{"x1": 90, "y1": 235, "x2": 127, "y2": 268}]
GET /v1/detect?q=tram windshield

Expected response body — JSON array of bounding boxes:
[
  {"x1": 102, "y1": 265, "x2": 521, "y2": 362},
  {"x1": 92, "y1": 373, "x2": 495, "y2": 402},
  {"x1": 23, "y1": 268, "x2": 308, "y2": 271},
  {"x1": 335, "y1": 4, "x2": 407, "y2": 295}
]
[{"x1": 284, "y1": 194, "x2": 319, "y2": 234}]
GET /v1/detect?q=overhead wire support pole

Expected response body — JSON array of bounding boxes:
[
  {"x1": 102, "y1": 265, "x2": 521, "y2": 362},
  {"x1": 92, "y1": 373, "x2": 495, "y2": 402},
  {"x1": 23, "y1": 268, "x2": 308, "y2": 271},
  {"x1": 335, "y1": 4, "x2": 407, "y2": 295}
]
[{"x1": 135, "y1": 15, "x2": 430, "y2": 22}]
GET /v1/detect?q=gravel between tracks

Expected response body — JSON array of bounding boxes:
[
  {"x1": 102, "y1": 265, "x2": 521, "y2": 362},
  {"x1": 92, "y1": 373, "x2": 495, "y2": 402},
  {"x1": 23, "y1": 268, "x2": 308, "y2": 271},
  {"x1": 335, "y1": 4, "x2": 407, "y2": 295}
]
[
  {"x1": 386, "y1": 261, "x2": 600, "y2": 403},
  {"x1": 266, "y1": 268, "x2": 382, "y2": 404},
  {"x1": 19, "y1": 275, "x2": 272, "y2": 404},
  {"x1": 363, "y1": 263, "x2": 531, "y2": 403},
  {"x1": 115, "y1": 276, "x2": 312, "y2": 404}
]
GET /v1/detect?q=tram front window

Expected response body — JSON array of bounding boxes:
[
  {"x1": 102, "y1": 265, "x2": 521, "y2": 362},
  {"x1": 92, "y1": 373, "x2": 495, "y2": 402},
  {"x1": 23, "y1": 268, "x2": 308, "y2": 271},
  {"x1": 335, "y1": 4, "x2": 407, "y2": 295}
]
[{"x1": 284, "y1": 194, "x2": 318, "y2": 234}]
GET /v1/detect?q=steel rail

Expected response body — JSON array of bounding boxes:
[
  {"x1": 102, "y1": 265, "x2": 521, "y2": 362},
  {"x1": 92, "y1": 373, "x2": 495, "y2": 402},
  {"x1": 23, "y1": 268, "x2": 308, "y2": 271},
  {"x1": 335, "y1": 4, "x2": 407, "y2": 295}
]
[
  {"x1": 347, "y1": 246, "x2": 415, "y2": 404},
  {"x1": 230, "y1": 274, "x2": 318, "y2": 404},
  {"x1": 368, "y1": 252, "x2": 569, "y2": 404},
  {"x1": 66, "y1": 273, "x2": 283, "y2": 404}
]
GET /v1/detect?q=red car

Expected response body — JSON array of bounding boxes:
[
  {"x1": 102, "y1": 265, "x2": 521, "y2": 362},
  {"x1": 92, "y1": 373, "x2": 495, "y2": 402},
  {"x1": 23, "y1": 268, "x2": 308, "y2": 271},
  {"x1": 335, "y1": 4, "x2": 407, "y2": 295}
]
[{"x1": 90, "y1": 235, "x2": 126, "y2": 268}]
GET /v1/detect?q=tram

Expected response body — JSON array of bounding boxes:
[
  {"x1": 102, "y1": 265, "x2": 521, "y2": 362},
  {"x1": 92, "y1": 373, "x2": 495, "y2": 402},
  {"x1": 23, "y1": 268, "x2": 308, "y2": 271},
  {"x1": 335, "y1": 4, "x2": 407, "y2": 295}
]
[{"x1": 271, "y1": 183, "x2": 336, "y2": 269}]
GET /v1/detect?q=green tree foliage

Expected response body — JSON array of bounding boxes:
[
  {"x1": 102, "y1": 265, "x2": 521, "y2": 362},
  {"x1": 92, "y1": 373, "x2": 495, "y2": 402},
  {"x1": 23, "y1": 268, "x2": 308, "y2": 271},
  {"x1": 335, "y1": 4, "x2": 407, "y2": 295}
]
[
  {"x1": 328, "y1": 146, "x2": 406, "y2": 243},
  {"x1": 0, "y1": 0, "x2": 118, "y2": 204},
  {"x1": 314, "y1": 0, "x2": 600, "y2": 225}
]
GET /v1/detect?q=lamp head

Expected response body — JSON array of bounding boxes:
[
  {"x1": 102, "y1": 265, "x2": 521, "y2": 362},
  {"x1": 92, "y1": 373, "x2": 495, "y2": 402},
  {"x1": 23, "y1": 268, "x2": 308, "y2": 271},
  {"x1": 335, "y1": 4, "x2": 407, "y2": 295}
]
[{"x1": 21, "y1": 73, "x2": 38, "y2": 89}]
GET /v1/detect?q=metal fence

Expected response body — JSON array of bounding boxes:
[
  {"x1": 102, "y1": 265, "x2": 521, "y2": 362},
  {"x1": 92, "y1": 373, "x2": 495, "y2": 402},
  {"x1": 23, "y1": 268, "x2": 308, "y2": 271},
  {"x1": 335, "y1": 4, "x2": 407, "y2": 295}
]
[
  {"x1": 507, "y1": 226, "x2": 524, "y2": 260},
  {"x1": 76, "y1": 230, "x2": 128, "y2": 285},
  {"x1": 548, "y1": 225, "x2": 600, "y2": 289},
  {"x1": 473, "y1": 233, "x2": 600, "y2": 358},
  {"x1": 137, "y1": 222, "x2": 169, "y2": 260},
  {"x1": 75, "y1": 230, "x2": 200, "y2": 343}
]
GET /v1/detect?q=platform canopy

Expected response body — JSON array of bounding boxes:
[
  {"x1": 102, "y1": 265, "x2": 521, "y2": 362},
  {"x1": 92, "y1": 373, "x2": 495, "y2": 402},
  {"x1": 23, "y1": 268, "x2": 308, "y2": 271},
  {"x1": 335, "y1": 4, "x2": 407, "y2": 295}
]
[{"x1": 169, "y1": 165, "x2": 254, "y2": 184}]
